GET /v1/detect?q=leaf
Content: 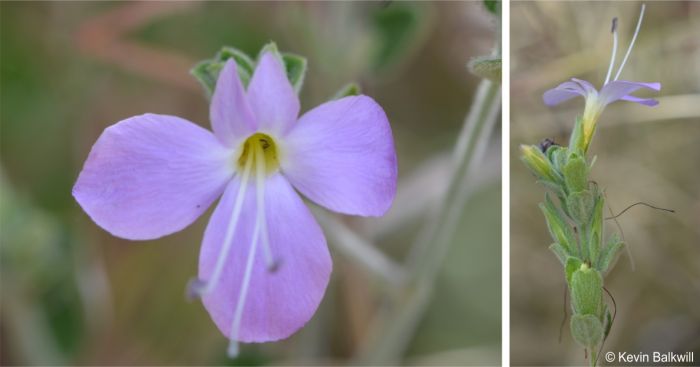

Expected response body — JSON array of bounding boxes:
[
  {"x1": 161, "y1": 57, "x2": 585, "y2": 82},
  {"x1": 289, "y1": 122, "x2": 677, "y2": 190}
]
[
  {"x1": 549, "y1": 243, "x2": 568, "y2": 266},
  {"x1": 598, "y1": 234, "x2": 624, "y2": 274},
  {"x1": 467, "y1": 55, "x2": 501, "y2": 83},
  {"x1": 589, "y1": 195, "x2": 605, "y2": 267},
  {"x1": 565, "y1": 256, "x2": 583, "y2": 285},
  {"x1": 603, "y1": 306, "x2": 614, "y2": 340},
  {"x1": 566, "y1": 190, "x2": 594, "y2": 226},
  {"x1": 332, "y1": 82, "x2": 362, "y2": 100},
  {"x1": 372, "y1": 3, "x2": 424, "y2": 72},
  {"x1": 539, "y1": 194, "x2": 576, "y2": 253},
  {"x1": 563, "y1": 154, "x2": 588, "y2": 193},
  {"x1": 571, "y1": 314, "x2": 604, "y2": 348},
  {"x1": 484, "y1": 0, "x2": 499, "y2": 15},
  {"x1": 570, "y1": 265, "x2": 603, "y2": 316}
]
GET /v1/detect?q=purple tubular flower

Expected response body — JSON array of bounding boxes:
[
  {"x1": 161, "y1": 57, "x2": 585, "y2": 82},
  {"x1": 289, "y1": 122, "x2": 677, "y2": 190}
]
[
  {"x1": 541, "y1": 4, "x2": 660, "y2": 151},
  {"x1": 73, "y1": 51, "x2": 397, "y2": 356}
]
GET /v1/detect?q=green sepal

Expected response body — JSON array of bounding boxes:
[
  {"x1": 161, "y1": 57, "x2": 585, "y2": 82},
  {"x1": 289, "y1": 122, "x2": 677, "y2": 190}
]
[
  {"x1": 282, "y1": 53, "x2": 307, "y2": 93},
  {"x1": 218, "y1": 46, "x2": 255, "y2": 81},
  {"x1": 598, "y1": 233, "x2": 624, "y2": 273},
  {"x1": 568, "y1": 116, "x2": 585, "y2": 156},
  {"x1": 589, "y1": 195, "x2": 605, "y2": 267},
  {"x1": 563, "y1": 154, "x2": 588, "y2": 193},
  {"x1": 332, "y1": 82, "x2": 362, "y2": 100},
  {"x1": 256, "y1": 42, "x2": 308, "y2": 94},
  {"x1": 566, "y1": 190, "x2": 594, "y2": 226},
  {"x1": 549, "y1": 243, "x2": 569, "y2": 266},
  {"x1": 190, "y1": 45, "x2": 255, "y2": 98},
  {"x1": 565, "y1": 256, "x2": 583, "y2": 285},
  {"x1": 570, "y1": 264, "x2": 603, "y2": 316},
  {"x1": 539, "y1": 194, "x2": 575, "y2": 253},
  {"x1": 571, "y1": 314, "x2": 604, "y2": 348}
]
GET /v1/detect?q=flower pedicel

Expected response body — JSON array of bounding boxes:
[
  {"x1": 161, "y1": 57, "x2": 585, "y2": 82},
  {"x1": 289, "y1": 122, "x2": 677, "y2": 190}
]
[{"x1": 73, "y1": 50, "x2": 397, "y2": 357}]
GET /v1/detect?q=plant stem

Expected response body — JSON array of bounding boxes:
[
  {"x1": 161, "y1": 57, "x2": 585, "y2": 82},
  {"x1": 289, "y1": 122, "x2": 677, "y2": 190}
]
[
  {"x1": 315, "y1": 210, "x2": 406, "y2": 287},
  {"x1": 355, "y1": 79, "x2": 501, "y2": 363}
]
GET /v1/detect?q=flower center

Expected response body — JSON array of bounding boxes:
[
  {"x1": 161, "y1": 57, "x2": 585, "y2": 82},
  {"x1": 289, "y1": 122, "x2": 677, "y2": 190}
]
[{"x1": 237, "y1": 133, "x2": 279, "y2": 174}]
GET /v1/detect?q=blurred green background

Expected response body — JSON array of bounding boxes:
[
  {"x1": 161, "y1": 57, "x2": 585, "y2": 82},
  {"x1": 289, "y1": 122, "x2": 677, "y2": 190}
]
[
  {"x1": 1, "y1": 2, "x2": 501, "y2": 365},
  {"x1": 511, "y1": 1, "x2": 700, "y2": 365}
]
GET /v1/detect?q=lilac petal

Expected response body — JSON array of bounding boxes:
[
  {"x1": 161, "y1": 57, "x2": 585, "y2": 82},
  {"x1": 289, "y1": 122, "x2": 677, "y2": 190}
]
[
  {"x1": 210, "y1": 59, "x2": 257, "y2": 147},
  {"x1": 282, "y1": 95, "x2": 397, "y2": 216},
  {"x1": 73, "y1": 114, "x2": 233, "y2": 240},
  {"x1": 571, "y1": 78, "x2": 598, "y2": 96},
  {"x1": 246, "y1": 52, "x2": 300, "y2": 135},
  {"x1": 620, "y1": 94, "x2": 659, "y2": 106},
  {"x1": 199, "y1": 174, "x2": 331, "y2": 342},
  {"x1": 542, "y1": 81, "x2": 588, "y2": 106},
  {"x1": 599, "y1": 80, "x2": 661, "y2": 107}
]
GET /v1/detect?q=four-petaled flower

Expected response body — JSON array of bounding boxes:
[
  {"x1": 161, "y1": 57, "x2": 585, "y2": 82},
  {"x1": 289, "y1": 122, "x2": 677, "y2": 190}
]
[
  {"x1": 542, "y1": 4, "x2": 660, "y2": 152},
  {"x1": 73, "y1": 51, "x2": 397, "y2": 356}
]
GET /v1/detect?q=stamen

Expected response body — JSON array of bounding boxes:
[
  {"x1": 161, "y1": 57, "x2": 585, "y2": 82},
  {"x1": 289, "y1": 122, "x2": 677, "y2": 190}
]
[
  {"x1": 613, "y1": 4, "x2": 646, "y2": 81},
  {"x1": 187, "y1": 151, "x2": 254, "y2": 300},
  {"x1": 254, "y1": 143, "x2": 278, "y2": 272},
  {"x1": 227, "y1": 206, "x2": 262, "y2": 358},
  {"x1": 228, "y1": 144, "x2": 270, "y2": 358},
  {"x1": 603, "y1": 17, "x2": 619, "y2": 85}
]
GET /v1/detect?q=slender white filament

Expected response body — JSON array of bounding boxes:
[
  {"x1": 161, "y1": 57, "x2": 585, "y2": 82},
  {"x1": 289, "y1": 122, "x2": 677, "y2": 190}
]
[
  {"x1": 193, "y1": 153, "x2": 253, "y2": 297},
  {"x1": 604, "y1": 18, "x2": 619, "y2": 85},
  {"x1": 255, "y1": 145, "x2": 275, "y2": 272},
  {"x1": 614, "y1": 4, "x2": 646, "y2": 81},
  {"x1": 227, "y1": 207, "x2": 261, "y2": 358},
  {"x1": 228, "y1": 144, "x2": 268, "y2": 358}
]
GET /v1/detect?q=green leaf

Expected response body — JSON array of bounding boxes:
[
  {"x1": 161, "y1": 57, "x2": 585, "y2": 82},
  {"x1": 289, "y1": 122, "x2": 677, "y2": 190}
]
[
  {"x1": 539, "y1": 194, "x2": 576, "y2": 253},
  {"x1": 566, "y1": 190, "x2": 594, "y2": 226},
  {"x1": 483, "y1": 0, "x2": 499, "y2": 15},
  {"x1": 549, "y1": 243, "x2": 569, "y2": 266},
  {"x1": 565, "y1": 256, "x2": 583, "y2": 285},
  {"x1": 467, "y1": 55, "x2": 501, "y2": 83},
  {"x1": 571, "y1": 314, "x2": 604, "y2": 348},
  {"x1": 570, "y1": 265, "x2": 603, "y2": 316},
  {"x1": 603, "y1": 307, "x2": 614, "y2": 340},
  {"x1": 598, "y1": 234, "x2": 624, "y2": 273},
  {"x1": 332, "y1": 82, "x2": 361, "y2": 100},
  {"x1": 589, "y1": 195, "x2": 605, "y2": 267},
  {"x1": 372, "y1": 3, "x2": 425, "y2": 72},
  {"x1": 563, "y1": 154, "x2": 588, "y2": 193}
]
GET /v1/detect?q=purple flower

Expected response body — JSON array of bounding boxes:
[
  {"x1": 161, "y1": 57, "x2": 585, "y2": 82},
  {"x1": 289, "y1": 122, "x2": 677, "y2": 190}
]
[
  {"x1": 73, "y1": 52, "x2": 397, "y2": 356},
  {"x1": 542, "y1": 4, "x2": 660, "y2": 151}
]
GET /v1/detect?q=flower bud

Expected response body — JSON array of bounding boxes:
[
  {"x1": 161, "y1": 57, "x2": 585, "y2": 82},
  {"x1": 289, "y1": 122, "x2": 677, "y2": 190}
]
[{"x1": 520, "y1": 145, "x2": 559, "y2": 183}]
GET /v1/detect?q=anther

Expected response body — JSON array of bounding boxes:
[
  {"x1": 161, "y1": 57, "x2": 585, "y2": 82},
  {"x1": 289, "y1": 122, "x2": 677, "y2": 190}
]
[
  {"x1": 610, "y1": 17, "x2": 618, "y2": 33},
  {"x1": 185, "y1": 278, "x2": 207, "y2": 301}
]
